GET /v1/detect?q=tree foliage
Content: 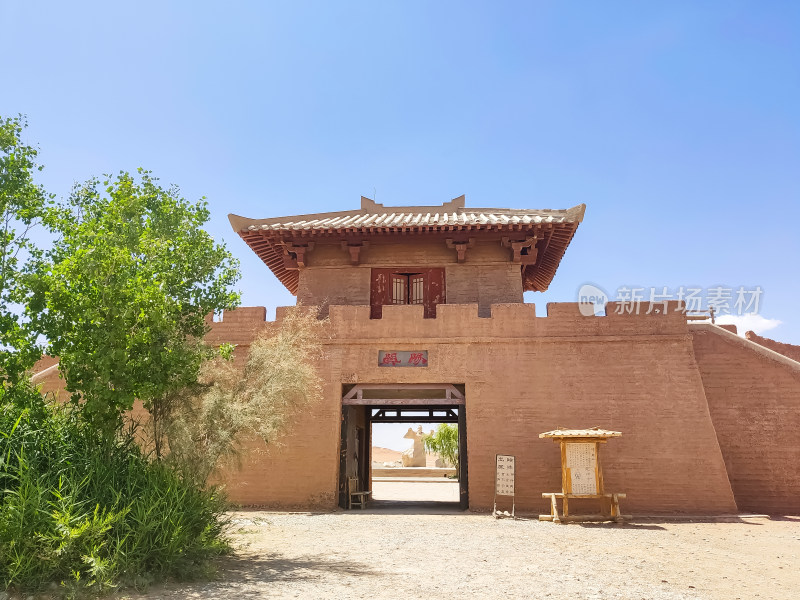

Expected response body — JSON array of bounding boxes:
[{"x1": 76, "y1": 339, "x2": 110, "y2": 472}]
[
  {"x1": 0, "y1": 116, "x2": 254, "y2": 593},
  {"x1": 28, "y1": 169, "x2": 240, "y2": 433},
  {"x1": 424, "y1": 423, "x2": 459, "y2": 473},
  {"x1": 0, "y1": 115, "x2": 52, "y2": 384},
  {"x1": 158, "y1": 309, "x2": 327, "y2": 485}
]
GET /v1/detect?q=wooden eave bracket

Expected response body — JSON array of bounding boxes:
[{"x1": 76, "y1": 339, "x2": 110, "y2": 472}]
[
  {"x1": 502, "y1": 236, "x2": 539, "y2": 265},
  {"x1": 445, "y1": 238, "x2": 476, "y2": 263},
  {"x1": 340, "y1": 241, "x2": 369, "y2": 265},
  {"x1": 281, "y1": 241, "x2": 315, "y2": 269}
]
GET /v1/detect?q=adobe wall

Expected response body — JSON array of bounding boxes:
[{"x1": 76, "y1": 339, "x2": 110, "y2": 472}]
[
  {"x1": 204, "y1": 306, "x2": 340, "y2": 508},
  {"x1": 297, "y1": 266, "x2": 371, "y2": 309},
  {"x1": 445, "y1": 265, "x2": 522, "y2": 316},
  {"x1": 31, "y1": 356, "x2": 71, "y2": 403},
  {"x1": 691, "y1": 325, "x2": 800, "y2": 514},
  {"x1": 744, "y1": 331, "x2": 800, "y2": 363},
  {"x1": 209, "y1": 302, "x2": 739, "y2": 514},
  {"x1": 296, "y1": 240, "x2": 523, "y2": 315},
  {"x1": 30, "y1": 308, "x2": 800, "y2": 515}
]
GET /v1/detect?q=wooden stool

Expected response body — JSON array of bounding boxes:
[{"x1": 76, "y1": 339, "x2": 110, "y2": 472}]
[{"x1": 347, "y1": 477, "x2": 372, "y2": 509}]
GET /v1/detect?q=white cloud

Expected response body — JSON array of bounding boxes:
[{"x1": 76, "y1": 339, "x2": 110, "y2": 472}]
[{"x1": 715, "y1": 314, "x2": 782, "y2": 337}]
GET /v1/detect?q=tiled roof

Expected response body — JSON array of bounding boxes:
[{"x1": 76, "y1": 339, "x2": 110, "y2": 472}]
[
  {"x1": 539, "y1": 428, "x2": 622, "y2": 439},
  {"x1": 230, "y1": 196, "x2": 586, "y2": 295},
  {"x1": 238, "y1": 208, "x2": 582, "y2": 232},
  {"x1": 229, "y1": 196, "x2": 584, "y2": 233}
]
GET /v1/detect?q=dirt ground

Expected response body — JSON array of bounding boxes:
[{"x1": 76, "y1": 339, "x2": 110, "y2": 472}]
[{"x1": 118, "y1": 499, "x2": 800, "y2": 600}]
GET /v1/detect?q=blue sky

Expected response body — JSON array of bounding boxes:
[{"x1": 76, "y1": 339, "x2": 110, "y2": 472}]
[{"x1": 3, "y1": 1, "x2": 798, "y2": 358}]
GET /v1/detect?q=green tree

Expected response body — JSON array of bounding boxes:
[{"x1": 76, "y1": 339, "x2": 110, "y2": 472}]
[
  {"x1": 0, "y1": 115, "x2": 52, "y2": 384},
  {"x1": 424, "y1": 423, "x2": 459, "y2": 474},
  {"x1": 29, "y1": 169, "x2": 240, "y2": 434}
]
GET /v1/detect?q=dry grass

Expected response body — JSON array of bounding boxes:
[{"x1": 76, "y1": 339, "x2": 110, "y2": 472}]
[{"x1": 160, "y1": 309, "x2": 327, "y2": 484}]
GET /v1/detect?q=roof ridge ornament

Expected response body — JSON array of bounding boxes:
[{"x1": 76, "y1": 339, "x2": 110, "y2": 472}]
[
  {"x1": 360, "y1": 194, "x2": 466, "y2": 214},
  {"x1": 566, "y1": 203, "x2": 587, "y2": 223}
]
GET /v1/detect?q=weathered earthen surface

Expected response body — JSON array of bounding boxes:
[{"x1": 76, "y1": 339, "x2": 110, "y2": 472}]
[
  {"x1": 209, "y1": 302, "x2": 744, "y2": 514},
  {"x1": 691, "y1": 325, "x2": 800, "y2": 514},
  {"x1": 745, "y1": 330, "x2": 800, "y2": 363}
]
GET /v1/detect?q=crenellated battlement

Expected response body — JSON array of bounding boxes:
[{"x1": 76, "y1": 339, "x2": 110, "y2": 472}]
[{"x1": 207, "y1": 301, "x2": 690, "y2": 345}]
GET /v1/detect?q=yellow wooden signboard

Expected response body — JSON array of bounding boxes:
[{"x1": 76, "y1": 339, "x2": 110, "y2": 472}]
[{"x1": 539, "y1": 427, "x2": 628, "y2": 523}]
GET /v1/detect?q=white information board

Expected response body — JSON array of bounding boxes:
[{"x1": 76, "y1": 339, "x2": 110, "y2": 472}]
[
  {"x1": 495, "y1": 454, "x2": 515, "y2": 496},
  {"x1": 566, "y1": 442, "x2": 597, "y2": 495}
]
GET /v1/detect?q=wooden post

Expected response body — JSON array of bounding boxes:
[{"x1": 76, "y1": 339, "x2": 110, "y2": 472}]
[
  {"x1": 338, "y1": 408, "x2": 349, "y2": 509},
  {"x1": 458, "y1": 406, "x2": 469, "y2": 510}
]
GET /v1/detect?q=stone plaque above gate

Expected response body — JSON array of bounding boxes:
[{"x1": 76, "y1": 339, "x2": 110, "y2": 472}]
[{"x1": 378, "y1": 350, "x2": 428, "y2": 367}]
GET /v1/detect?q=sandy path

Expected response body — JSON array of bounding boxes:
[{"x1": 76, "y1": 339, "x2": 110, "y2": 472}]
[{"x1": 118, "y1": 510, "x2": 800, "y2": 600}]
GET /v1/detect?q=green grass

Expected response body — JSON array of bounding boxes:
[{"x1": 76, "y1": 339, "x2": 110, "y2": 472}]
[{"x1": 0, "y1": 383, "x2": 230, "y2": 595}]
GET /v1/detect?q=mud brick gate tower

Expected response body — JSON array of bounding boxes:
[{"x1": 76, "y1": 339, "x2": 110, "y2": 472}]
[{"x1": 211, "y1": 195, "x2": 800, "y2": 515}]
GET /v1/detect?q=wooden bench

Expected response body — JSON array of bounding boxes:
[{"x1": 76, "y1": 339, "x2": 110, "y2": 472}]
[{"x1": 348, "y1": 477, "x2": 372, "y2": 509}]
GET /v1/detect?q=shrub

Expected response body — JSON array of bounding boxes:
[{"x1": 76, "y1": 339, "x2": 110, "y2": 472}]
[
  {"x1": 0, "y1": 383, "x2": 229, "y2": 594},
  {"x1": 156, "y1": 308, "x2": 326, "y2": 485},
  {"x1": 424, "y1": 423, "x2": 459, "y2": 474}
]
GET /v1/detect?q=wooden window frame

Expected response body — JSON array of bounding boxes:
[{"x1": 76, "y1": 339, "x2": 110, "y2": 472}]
[{"x1": 370, "y1": 268, "x2": 445, "y2": 319}]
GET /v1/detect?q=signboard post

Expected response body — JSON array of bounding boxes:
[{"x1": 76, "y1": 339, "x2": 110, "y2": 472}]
[
  {"x1": 493, "y1": 454, "x2": 515, "y2": 519},
  {"x1": 538, "y1": 427, "x2": 628, "y2": 523}
]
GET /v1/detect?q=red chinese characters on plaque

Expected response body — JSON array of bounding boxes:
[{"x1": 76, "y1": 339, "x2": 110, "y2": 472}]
[{"x1": 378, "y1": 351, "x2": 428, "y2": 367}]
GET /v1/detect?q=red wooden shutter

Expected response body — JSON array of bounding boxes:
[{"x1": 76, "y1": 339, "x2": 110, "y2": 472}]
[
  {"x1": 372, "y1": 268, "x2": 445, "y2": 318},
  {"x1": 424, "y1": 268, "x2": 445, "y2": 318},
  {"x1": 370, "y1": 269, "x2": 391, "y2": 319}
]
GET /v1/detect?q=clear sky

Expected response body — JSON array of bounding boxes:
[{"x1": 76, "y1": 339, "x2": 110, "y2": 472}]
[{"x1": 2, "y1": 1, "x2": 798, "y2": 355}]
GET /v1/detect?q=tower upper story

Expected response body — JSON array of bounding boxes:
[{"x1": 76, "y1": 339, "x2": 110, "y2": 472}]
[{"x1": 229, "y1": 195, "x2": 585, "y2": 317}]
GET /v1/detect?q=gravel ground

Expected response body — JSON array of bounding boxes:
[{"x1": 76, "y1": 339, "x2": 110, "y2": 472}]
[{"x1": 116, "y1": 506, "x2": 799, "y2": 600}]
